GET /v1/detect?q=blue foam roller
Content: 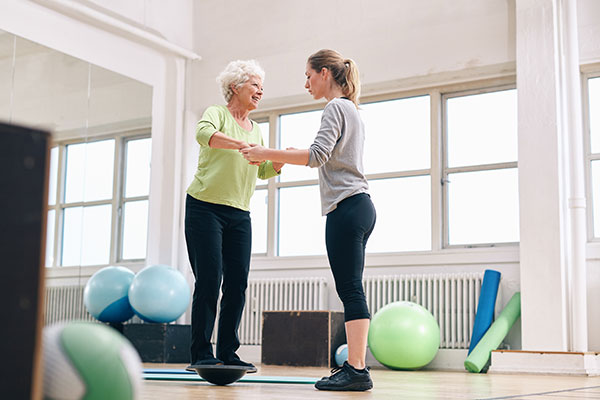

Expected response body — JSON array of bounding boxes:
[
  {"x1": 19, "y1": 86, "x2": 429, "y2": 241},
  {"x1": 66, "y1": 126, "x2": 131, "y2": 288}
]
[{"x1": 468, "y1": 269, "x2": 501, "y2": 355}]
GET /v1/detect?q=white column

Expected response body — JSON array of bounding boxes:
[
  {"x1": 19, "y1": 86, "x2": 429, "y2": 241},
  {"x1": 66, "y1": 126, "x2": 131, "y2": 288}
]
[
  {"x1": 516, "y1": 0, "x2": 587, "y2": 351},
  {"x1": 559, "y1": 0, "x2": 588, "y2": 352}
]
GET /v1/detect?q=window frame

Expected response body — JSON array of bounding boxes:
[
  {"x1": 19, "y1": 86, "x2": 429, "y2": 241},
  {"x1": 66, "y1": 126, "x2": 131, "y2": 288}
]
[
  {"x1": 250, "y1": 76, "x2": 518, "y2": 258},
  {"x1": 46, "y1": 128, "x2": 151, "y2": 268},
  {"x1": 441, "y1": 84, "x2": 519, "y2": 248}
]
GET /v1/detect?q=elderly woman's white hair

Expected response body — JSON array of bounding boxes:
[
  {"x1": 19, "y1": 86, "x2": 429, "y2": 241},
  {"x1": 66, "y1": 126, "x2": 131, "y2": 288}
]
[{"x1": 216, "y1": 60, "x2": 265, "y2": 103}]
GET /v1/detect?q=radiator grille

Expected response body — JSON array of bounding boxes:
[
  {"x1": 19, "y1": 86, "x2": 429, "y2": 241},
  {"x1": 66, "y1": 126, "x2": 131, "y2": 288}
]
[
  {"x1": 44, "y1": 285, "x2": 93, "y2": 324},
  {"x1": 363, "y1": 273, "x2": 484, "y2": 349},
  {"x1": 44, "y1": 273, "x2": 483, "y2": 349}
]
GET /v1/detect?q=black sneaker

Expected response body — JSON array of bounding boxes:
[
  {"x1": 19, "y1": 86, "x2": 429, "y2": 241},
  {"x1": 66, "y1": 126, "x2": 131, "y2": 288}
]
[
  {"x1": 221, "y1": 358, "x2": 257, "y2": 373},
  {"x1": 314, "y1": 361, "x2": 373, "y2": 391},
  {"x1": 186, "y1": 357, "x2": 224, "y2": 371}
]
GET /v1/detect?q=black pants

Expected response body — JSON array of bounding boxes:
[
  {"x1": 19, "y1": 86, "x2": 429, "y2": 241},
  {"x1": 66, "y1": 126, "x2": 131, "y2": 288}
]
[
  {"x1": 184, "y1": 195, "x2": 251, "y2": 363},
  {"x1": 326, "y1": 193, "x2": 376, "y2": 322}
]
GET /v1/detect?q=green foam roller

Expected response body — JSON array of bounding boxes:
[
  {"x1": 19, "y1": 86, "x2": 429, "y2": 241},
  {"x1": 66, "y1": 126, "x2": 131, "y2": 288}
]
[{"x1": 464, "y1": 292, "x2": 521, "y2": 373}]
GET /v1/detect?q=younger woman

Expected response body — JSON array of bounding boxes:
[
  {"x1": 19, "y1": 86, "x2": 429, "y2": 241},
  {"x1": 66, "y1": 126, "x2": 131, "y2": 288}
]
[{"x1": 241, "y1": 49, "x2": 376, "y2": 391}]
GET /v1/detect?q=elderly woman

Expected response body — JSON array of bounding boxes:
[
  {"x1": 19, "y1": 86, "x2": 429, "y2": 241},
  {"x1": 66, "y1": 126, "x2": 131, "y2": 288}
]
[{"x1": 185, "y1": 60, "x2": 282, "y2": 372}]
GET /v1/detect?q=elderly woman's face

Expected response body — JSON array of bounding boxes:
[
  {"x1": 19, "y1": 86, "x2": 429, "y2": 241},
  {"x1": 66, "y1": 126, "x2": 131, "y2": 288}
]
[{"x1": 233, "y1": 75, "x2": 264, "y2": 110}]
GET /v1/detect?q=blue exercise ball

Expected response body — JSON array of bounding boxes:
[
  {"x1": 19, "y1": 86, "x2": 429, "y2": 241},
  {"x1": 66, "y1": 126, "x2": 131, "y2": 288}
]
[
  {"x1": 335, "y1": 344, "x2": 348, "y2": 367},
  {"x1": 128, "y1": 264, "x2": 191, "y2": 323},
  {"x1": 83, "y1": 266, "x2": 135, "y2": 323}
]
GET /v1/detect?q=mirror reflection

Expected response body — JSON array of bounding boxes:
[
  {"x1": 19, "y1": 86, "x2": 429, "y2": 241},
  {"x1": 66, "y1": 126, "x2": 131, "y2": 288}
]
[{"x1": 0, "y1": 28, "x2": 153, "y2": 268}]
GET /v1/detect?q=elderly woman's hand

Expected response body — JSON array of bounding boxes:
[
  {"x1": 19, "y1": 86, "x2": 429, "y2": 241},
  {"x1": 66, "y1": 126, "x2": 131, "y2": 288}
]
[{"x1": 240, "y1": 144, "x2": 268, "y2": 163}]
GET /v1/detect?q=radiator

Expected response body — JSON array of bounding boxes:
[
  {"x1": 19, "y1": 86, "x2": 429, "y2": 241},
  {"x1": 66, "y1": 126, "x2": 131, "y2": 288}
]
[
  {"x1": 44, "y1": 285, "x2": 94, "y2": 324},
  {"x1": 363, "y1": 273, "x2": 484, "y2": 349},
  {"x1": 44, "y1": 273, "x2": 483, "y2": 350},
  {"x1": 43, "y1": 277, "x2": 329, "y2": 346}
]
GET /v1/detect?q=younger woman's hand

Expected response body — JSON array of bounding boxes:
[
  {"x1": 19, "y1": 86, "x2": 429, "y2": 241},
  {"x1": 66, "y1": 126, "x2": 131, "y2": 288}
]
[{"x1": 240, "y1": 144, "x2": 267, "y2": 163}]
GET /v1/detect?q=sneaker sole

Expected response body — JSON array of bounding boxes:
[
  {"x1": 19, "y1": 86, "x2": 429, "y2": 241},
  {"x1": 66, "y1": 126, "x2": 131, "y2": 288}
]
[{"x1": 315, "y1": 381, "x2": 373, "y2": 391}]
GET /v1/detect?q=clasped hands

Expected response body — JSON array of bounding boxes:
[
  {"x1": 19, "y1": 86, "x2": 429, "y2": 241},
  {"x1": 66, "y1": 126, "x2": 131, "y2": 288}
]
[{"x1": 239, "y1": 143, "x2": 267, "y2": 165}]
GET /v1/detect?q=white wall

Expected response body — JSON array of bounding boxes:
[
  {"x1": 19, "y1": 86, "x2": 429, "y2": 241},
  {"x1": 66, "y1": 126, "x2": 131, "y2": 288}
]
[
  {"x1": 83, "y1": 0, "x2": 194, "y2": 49},
  {"x1": 190, "y1": 0, "x2": 515, "y2": 109},
  {"x1": 578, "y1": 0, "x2": 600, "y2": 63}
]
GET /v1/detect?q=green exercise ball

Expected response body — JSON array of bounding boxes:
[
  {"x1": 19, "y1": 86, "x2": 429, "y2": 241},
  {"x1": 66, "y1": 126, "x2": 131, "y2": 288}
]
[{"x1": 368, "y1": 301, "x2": 440, "y2": 370}]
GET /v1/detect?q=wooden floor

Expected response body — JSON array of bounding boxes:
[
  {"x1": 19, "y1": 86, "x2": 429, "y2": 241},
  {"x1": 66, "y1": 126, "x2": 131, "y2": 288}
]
[{"x1": 141, "y1": 363, "x2": 600, "y2": 399}]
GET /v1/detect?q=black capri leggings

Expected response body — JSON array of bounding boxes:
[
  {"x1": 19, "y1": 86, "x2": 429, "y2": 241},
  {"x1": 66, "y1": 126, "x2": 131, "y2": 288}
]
[{"x1": 325, "y1": 193, "x2": 376, "y2": 322}]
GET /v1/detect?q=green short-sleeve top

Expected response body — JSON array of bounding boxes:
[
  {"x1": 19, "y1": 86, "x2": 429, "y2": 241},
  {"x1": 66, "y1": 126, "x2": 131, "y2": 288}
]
[{"x1": 186, "y1": 105, "x2": 280, "y2": 211}]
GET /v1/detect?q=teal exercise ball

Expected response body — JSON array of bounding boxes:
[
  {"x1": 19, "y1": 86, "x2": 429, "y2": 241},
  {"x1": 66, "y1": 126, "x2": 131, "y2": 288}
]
[
  {"x1": 128, "y1": 264, "x2": 191, "y2": 323},
  {"x1": 43, "y1": 321, "x2": 142, "y2": 400},
  {"x1": 368, "y1": 301, "x2": 440, "y2": 370},
  {"x1": 83, "y1": 266, "x2": 135, "y2": 323}
]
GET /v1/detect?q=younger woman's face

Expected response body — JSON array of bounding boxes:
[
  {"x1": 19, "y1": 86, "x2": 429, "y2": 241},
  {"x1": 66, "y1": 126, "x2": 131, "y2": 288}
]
[{"x1": 304, "y1": 64, "x2": 327, "y2": 100}]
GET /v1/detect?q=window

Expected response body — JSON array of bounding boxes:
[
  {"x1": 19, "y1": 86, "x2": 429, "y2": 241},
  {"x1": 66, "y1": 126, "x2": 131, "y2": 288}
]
[
  {"x1": 121, "y1": 137, "x2": 152, "y2": 260},
  {"x1": 587, "y1": 75, "x2": 600, "y2": 238},
  {"x1": 250, "y1": 120, "x2": 270, "y2": 255},
  {"x1": 279, "y1": 110, "x2": 322, "y2": 182},
  {"x1": 278, "y1": 185, "x2": 325, "y2": 256},
  {"x1": 46, "y1": 134, "x2": 151, "y2": 267},
  {"x1": 277, "y1": 110, "x2": 324, "y2": 256},
  {"x1": 249, "y1": 82, "x2": 518, "y2": 257},
  {"x1": 250, "y1": 188, "x2": 268, "y2": 255},
  {"x1": 361, "y1": 96, "x2": 431, "y2": 253},
  {"x1": 444, "y1": 88, "x2": 519, "y2": 246}
]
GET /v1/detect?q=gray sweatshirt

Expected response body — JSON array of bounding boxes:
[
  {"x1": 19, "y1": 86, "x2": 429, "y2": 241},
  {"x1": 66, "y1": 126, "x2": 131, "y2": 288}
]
[{"x1": 308, "y1": 97, "x2": 369, "y2": 215}]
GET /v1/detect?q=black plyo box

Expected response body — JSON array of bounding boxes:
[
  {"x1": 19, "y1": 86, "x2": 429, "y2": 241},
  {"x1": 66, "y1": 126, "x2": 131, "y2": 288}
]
[
  {"x1": 0, "y1": 123, "x2": 50, "y2": 400},
  {"x1": 261, "y1": 311, "x2": 345, "y2": 368},
  {"x1": 122, "y1": 323, "x2": 190, "y2": 363}
]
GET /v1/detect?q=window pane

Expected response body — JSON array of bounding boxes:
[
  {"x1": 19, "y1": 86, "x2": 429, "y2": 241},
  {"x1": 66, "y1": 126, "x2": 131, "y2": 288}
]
[
  {"x1": 591, "y1": 161, "x2": 600, "y2": 237},
  {"x1": 257, "y1": 121, "x2": 270, "y2": 148},
  {"x1": 45, "y1": 210, "x2": 55, "y2": 267},
  {"x1": 122, "y1": 200, "x2": 148, "y2": 260},
  {"x1": 361, "y1": 96, "x2": 430, "y2": 174},
  {"x1": 367, "y1": 176, "x2": 431, "y2": 253},
  {"x1": 48, "y1": 146, "x2": 58, "y2": 206},
  {"x1": 590, "y1": 78, "x2": 600, "y2": 153},
  {"x1": 62, "y1": 205, "x2": 111, "y2": 266},
  {"x1": 278, "y1": 185, "x2": 326, "y2": 256},
  {"x1": 447, "y1": 89, "x2": 517, "y2": 167},
  {"x1": 125, "y1": 138, "x2": 151, "y2": 198},
  {"x1": 250, "y1": 189, "x2": 268, "y2": 254},
  {"x1": 448, "y1": 168, "x2": 519, "y2": 245},
  {"x1": 256, "y1": 122, "x2": 270, "y2": 187},
  {"x1": 279, "y1": 110, "x2": 322, "y2": 182},
  {"x1": 65, "y1": 140, "x2": 115, "y2": 203}
]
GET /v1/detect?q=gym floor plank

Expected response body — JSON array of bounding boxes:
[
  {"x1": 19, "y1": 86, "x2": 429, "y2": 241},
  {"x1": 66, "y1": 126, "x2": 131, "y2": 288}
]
[{"x1": 140, "y1": 363, "x2": 600, "y2": 399}]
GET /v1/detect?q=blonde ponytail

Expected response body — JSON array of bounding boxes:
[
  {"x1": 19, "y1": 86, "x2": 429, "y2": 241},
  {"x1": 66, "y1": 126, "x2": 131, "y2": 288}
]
[{"x1": 342, "y1": 58, "x2": 361, "y2": 108}]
